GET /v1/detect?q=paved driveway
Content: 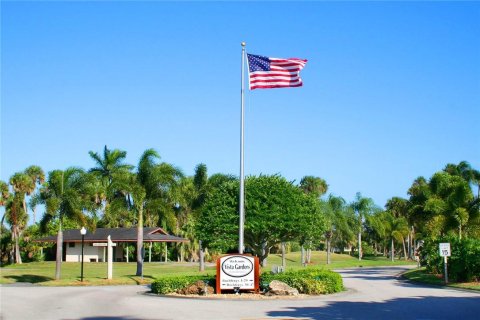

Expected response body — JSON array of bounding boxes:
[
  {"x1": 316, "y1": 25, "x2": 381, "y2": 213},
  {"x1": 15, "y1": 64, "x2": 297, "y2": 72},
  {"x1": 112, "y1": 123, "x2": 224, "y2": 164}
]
[{"x1": 1, "y1": 266, "x2": 479, "y2": 320}]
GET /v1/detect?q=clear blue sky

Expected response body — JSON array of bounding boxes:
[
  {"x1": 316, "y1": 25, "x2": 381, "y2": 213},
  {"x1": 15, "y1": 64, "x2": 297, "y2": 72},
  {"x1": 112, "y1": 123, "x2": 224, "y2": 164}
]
[{"x1": 1, "y1": 1, "x2": 479, "y2": 212}]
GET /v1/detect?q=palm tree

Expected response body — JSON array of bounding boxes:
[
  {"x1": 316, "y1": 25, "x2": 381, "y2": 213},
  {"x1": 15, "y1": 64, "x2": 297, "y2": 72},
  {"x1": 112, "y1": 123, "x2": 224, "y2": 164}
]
[
  {"x1": 88, "y1": 146, "x2": 133, "y2": 225},
  {"x1": 0, "y1": 180, "x2": 10, "y2": 211},
  {"x1": 299, "y1": 176, "x2": 328, "y2": 198},
  {"x1": 325, "y1": 195, "x2": 347, "y2": 264},
  {"x1": 350, "y1": 192, "x2": 374, "y2": 261},
  {"x1": 9, "y1": 173, "x2": 34, "y2": 221},
  {"x1": 385, "y1": 197, "x2": 413, "y2": 257},
  {"x1": 383, "y1": 212, "x2": 409, "y2": 261},
  {"x1": 365, "y1": 209, "x2": 388, "y2": 256},
  {"x1": 299, "y1": 176, "x2": 328, "y2": 263},
  {"x1": 39, "y1": 168, "x2": 96, "y2": 279},
  {"x1": 7, "y1": 172, "x2": 34, "y2": 264},
  {"x1": 25, "y1": 165, "x2": 45, "y2": 224},
  {"x1": 4, "y1": 193, "x2": 27, "y2": 264},
  {"x1": 134, "y1": 149, "x2": 183, "y2": 276}
]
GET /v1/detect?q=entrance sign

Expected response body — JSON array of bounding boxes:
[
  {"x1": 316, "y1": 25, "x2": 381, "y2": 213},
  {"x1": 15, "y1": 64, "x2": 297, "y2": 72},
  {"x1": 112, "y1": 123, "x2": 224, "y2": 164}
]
[
  {"x1": 439, "y1": 243, "x2": 451, "y2": 257},
  {"x1": 216, "y1": 255, "x2": 259, "y2": 293}
]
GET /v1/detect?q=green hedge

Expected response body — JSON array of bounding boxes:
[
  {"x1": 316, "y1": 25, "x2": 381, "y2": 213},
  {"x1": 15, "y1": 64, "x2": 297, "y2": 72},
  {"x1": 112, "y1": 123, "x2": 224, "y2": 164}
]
[
  {"x1": 151, "y1": 268, "x2": 343, "y2": 295},
  {"x1": 260, "y1": 268, "x2": 343, "y2": 294},
  {"x1": 422, "y1": 237, "x2": 480, "y2": 282},
  {"x1": 151, "y1": 275, "x2": 216, "y2": 294}
]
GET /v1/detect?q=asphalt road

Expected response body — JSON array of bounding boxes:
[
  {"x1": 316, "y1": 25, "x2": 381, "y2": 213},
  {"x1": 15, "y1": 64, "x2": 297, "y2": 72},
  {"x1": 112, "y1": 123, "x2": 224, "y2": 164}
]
[{"x1": 1, "y1": 266, "x2": 479, "y2": 320}]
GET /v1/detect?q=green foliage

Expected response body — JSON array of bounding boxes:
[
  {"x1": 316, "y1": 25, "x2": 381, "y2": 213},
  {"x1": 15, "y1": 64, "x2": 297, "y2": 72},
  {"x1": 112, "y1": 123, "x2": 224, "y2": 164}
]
[
  {"x1": 408, "y1": 163, "x2": 479, "y2": 239},
  {"x1": 261, "y1": 268, "x2": 343, "y2": 294},
  {"x1": 151, "y1": 275, "x2": 215, "y2": 294},
  {"x1": 422, "y1": 236, "x2": 480, "y2": 282},
  {"x1": 151, "y1": 268, "x2": 343, "y2": 295},
  {"x1": 196, "y1": 175, "x2": 326, "y2": 264}
]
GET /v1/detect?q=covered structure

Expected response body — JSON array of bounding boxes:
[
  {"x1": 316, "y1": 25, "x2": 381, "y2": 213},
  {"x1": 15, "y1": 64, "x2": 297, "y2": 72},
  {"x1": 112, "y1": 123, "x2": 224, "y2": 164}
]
[{"x1": 36, "y1": 227, "x2": 188, "y2": 262}]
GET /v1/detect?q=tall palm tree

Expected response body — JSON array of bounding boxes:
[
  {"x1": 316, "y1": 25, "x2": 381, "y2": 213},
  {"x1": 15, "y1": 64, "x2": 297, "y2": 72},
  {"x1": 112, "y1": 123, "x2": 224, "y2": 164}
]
[
  {"x1": 88, "y1": 146, "x2": 133, "y2": 225},
  {"x1": 25, "y1": 165, "x2": 45, "y2": 224},
  {"x1": 299, "y1": 176, "x2": 328, "y2": 263},
  {"x1": 325, "y1": 195, "x2": 347, "y2": 264},
  {"x1": 383, "y1": 212, "x2": 409, "y2": 261},
  {"x1": 350, "y1": 192, "x2": 374, "y2": 261},
  {"x1": 7, "y1": 172, "x2": 34, "y2": 264},
  {"x1": 9, "y1": 173, "x2": 33, "y2": 221},
  {"x1": 299, "y1": 176, "x2": 328, "y2": 198},
  {"x1": 134, "y1": 149, "x2": 183, "y2": 276},
  {"x1": 4, "y1": 193, "x2": 27, "y2": 264},
  {"x1": 39, "y1": 168, "x2": 96, "y2": 280}
]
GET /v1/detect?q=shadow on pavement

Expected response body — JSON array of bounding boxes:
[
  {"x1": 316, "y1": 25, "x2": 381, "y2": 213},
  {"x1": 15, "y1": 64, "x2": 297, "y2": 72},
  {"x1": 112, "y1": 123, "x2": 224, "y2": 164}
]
[
  {"x1": 4, "y1": 274, "x2": 53, "y2": 283},
  {"x1": 267, "y1": 296, "x2": 480, "y2": 320},
  {"x1": 65, "y1": 317, "x2": 161, "y2": 320}
]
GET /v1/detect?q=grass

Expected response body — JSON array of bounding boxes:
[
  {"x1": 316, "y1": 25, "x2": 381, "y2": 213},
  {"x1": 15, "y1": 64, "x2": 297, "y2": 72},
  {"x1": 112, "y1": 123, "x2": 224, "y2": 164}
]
[
  {"x1": 0, "y1": 251, "x2": 415, "y2": 286},
  {"x1": 402, "y1": 267, "x2": 480, "y2": 291}
]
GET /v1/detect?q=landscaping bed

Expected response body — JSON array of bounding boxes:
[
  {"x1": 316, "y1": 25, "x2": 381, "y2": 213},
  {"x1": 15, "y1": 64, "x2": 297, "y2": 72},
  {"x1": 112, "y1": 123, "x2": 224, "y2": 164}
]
[{"x1": 151, "y1": 268, "x2": 344, "y2": 297}]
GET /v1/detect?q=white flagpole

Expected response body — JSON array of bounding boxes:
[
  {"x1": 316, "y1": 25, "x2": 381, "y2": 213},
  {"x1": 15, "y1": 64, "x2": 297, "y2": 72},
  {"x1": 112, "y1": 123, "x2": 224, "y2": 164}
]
[{"x1": 239, "y1": 42, "x2": 246, "y2": 254}]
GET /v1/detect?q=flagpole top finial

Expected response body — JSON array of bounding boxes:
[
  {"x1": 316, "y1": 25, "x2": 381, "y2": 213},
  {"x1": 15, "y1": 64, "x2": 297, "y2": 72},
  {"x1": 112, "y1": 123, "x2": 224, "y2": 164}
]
[{"x1": 241, "y1": 42, "x2": 246, "y2": 47}]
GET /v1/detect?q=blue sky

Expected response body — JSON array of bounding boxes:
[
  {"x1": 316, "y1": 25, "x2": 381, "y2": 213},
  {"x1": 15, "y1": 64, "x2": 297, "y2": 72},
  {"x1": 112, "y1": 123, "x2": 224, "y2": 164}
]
[{"x1": 1, "y1": 1, "x2": 479, "y2": 214}]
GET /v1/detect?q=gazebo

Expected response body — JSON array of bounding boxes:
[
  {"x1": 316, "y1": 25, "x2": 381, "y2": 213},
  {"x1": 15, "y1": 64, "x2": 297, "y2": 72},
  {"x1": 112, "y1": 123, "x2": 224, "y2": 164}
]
[{"x1": 36, "y1": 227, "x2": 188, "y2": 262}]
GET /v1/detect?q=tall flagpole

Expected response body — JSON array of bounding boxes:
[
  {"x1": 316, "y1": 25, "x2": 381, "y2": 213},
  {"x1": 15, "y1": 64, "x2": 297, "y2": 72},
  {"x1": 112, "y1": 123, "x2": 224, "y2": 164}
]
[{"x1": 239, "y1": 41, "x2": 246, "y2": 254}]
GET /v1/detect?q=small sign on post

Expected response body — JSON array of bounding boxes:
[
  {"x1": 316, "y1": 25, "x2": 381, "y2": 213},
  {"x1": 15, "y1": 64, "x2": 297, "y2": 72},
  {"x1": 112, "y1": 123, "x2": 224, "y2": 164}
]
[{"x1": 439, "y1": 243, "x2": 451, "y2": 284}]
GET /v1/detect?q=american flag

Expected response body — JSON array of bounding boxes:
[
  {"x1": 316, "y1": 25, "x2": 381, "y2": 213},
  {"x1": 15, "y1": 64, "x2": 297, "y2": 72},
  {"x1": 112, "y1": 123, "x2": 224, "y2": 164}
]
[{"x1": 246, "y1": 53, "x2": 307, "y2": 90}]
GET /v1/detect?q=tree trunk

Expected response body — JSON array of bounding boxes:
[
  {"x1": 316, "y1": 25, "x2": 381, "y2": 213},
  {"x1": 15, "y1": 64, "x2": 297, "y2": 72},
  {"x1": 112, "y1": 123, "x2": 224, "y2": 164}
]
[
  {"x1": 327, "y1": 239, "x2": 331, "y2": 265},
  {"x1": 164, "y1": 243, "x2": 168, "y2": 262},
  {"x1": 390, "y1": 238, "x2": 394, "y2": 262},
  {"x1": 136, "y1": 208, "x2": 144, "y2": 277},
  {"x1": 281, "y1": 242, "x2": 286, "y2": 270},
  {"x1": 149, "y1": 242, "x2": 152, "y2": 263},
  {"x1": 358, "y1": 232, "x2": 362, "y2": 261},
  {"x1": 261, "y1": 242, "x2": 268, "y2": 267},
  {"x1": 199, "y1": 240, "x2": 205, "y2": 271},
  {"x1": 301, "y1": 245, "x2": 305, "y2": 266},
  {"x1": 55, "y1": 226, "x2": 63, "y2": 280},
  {"x1": 126, "y1": 245, "x2": 129, "y2": 263},
  {"x1": 14, "y1": 228, "x2": 22, "y2": 264},
  {"x1": 407, "y1": 233, "x2": 411, "y2": 260},
  {"x1": 459, "y1": 225, "x2": 462, "y2": 240},
  {"x1": 180, "y1": 243, "x2": 184, "y2": 262},
  {"x1": 402, "y1": 237, "x2": 407, "y2": 260}
]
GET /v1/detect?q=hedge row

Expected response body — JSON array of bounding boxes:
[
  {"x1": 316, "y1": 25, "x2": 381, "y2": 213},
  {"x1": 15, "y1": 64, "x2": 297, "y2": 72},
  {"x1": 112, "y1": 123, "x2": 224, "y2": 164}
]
[
  {"x1": 422, "y1": 237, "x2": 480, "y2": 282},
  {"x1": 151, "y1": 275, "x2": 215, "y2": 295},
  {"x1": 151, "y1": 268, "x2": 343, "y2": 295},
  {"x1": 261, "y1": 268, "x2": 344, "y2": 294}
]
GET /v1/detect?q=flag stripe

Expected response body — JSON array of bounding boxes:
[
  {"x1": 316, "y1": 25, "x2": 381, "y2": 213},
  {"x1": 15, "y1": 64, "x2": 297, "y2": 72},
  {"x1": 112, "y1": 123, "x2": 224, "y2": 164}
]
[{"x1": 247, "y1": 53, "x2": 307, "y2": 90}]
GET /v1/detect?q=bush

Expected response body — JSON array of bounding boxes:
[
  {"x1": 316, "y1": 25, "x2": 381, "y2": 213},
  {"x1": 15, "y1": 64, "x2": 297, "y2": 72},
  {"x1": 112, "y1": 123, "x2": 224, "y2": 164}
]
[
  {"x1": 261, "y1": 268, "x2": 343, "y2": 294},
  {"x1": 423, "y1": 237, "x2": 480, "y2": 282},
  {"x1": 151, "y1": 275, "x2": 216, "y2": 294}
]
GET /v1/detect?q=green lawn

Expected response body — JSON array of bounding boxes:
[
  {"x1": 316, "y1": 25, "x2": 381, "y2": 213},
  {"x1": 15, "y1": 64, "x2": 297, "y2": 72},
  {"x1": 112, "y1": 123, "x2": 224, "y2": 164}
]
[
  {"x1": 402, "y1": 267, "x2": 480, "y2": 291},
  {"x1": 0, "y1": 251, "x2": 415, "y2": 286}
]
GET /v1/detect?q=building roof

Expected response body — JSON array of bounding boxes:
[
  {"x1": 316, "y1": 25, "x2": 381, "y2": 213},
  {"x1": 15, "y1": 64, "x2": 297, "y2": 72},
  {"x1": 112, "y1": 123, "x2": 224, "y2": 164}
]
[{"x1": 36, "y1": 227, "x2": 189, "y2": 243}]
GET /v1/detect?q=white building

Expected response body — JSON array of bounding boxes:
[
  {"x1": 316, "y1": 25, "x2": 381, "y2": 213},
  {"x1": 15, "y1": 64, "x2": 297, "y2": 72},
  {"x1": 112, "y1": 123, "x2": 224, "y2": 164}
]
[{"x1": 37, "y1": 227, "x2": 188, "y2": 262}]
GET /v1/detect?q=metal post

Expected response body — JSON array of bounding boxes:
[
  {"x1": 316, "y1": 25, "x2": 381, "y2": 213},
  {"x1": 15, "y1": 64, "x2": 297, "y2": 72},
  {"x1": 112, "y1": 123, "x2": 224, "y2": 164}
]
[
  {"x1": 444, "y1": 256, "x2": 448, "y2": 284},
  {"x1": 239, "y1": 41, "x2": 246, "y2": 254},
  {"x1": 81, "y1": 234, "x2": 85, "y2": 282}
]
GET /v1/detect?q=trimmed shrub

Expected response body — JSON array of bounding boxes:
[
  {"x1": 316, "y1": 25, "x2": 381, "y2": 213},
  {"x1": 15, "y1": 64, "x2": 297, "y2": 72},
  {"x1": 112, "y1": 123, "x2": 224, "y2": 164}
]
[
  {"x1": 152, "y1": 269, "x2": 343, "y2": 295},
  {"x1": 261, "y1": 268, "x2": 343, "y2": 294},
  {"x1": 151, "y1": 275, "x2": 215, "y2": 295},
  {"x1": 423, "y1": 237, "x2": 480, "y2": 282}
]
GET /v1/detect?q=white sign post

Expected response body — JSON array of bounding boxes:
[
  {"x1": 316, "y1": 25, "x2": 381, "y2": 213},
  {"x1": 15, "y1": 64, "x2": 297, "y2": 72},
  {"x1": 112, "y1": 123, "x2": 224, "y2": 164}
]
[
  {"x1": 439, "y1": 243, "x2": 451, "y2": 284},
  {"x1": 107, "y1": 236, "x2": 113, "y2": 280}
]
